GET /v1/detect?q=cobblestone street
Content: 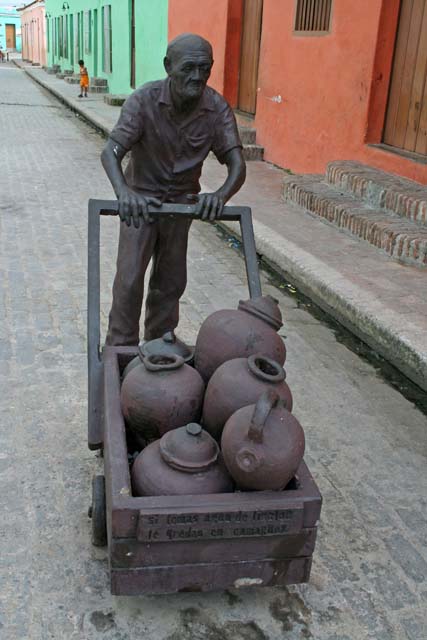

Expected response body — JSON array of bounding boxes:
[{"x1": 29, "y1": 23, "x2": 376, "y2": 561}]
[{"x1": 1, "y1": 64, "x2": 426, "y2": 639}]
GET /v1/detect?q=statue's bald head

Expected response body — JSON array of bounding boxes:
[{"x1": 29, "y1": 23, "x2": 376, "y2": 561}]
[
  {"x1": 164, "y1": 33, "x2": 214, "y2": 105},
  {"x1": 166, "y1": 33, "x2": 213, "y2": 64}
]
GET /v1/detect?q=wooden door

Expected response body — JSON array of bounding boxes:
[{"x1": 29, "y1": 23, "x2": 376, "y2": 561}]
[
  {"x1": 5, "y1": 24, "x2": 16, "y2": 49},
  {"x1": 238, "y1": 0, "x2": 263, "y2": 115},
  {"x1": 383, "y1": 0, "x2": 427, "y2": 155}
]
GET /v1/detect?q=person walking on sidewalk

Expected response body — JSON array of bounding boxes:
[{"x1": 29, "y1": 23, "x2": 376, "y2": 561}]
[
  {"x1": 101, "y1": 33, "x2": 246, "y2": 347},
  {"x1": 78, "y1": 59, "x2": 89, "y2": 98}
]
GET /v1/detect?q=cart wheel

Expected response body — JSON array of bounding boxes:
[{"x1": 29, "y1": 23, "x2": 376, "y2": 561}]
[{"x1": 89, "y1": 475, "x2": 107, "y2": 547}]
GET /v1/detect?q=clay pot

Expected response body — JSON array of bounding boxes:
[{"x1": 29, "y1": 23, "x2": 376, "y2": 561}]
[
  {"x1": 194, "y1": 295, "x2": 286, "y2": 382},
  {"x1": 131, "y1": 423, "x2": 234, "y2": 496},
  {"x1": 221, "y1": 390, "x2": 305, "y2": 491},
  {"x1": 121, "y1": 353, "x2": 204, "y2": 440},
  {"x1": 202, "y1": 355, "x2": 293, "y2": 440},
  {"x1": 122, "y1": 334, "x2": 193, "y2": 380}
]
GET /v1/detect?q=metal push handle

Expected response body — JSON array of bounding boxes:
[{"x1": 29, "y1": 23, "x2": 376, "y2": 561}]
[{"x1": 87, "y1": 198, "x2": 262, "y2": 449}]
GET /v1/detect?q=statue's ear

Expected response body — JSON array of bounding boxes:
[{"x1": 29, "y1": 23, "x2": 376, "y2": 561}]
[{"x1": 164, "y1": 56, "x2": 171, "y2": 76}]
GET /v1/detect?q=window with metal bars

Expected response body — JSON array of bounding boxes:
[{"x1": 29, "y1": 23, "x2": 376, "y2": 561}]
[
  {"x1": 73, "y1": 14, "x2": 78, "y2": 62},
  {"x1": 84, "y1": 10, "x2": 91, "y2": 54},
  {"x1": 102, "y1": 5, "x2": 112, "y2": 73},
  {"x1": 295, "y1": 0, "x2": 332, "y2": 33}
]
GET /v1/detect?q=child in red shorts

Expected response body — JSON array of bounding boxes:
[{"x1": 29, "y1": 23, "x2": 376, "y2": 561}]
[{"x1": 78, "y1": 59, "x2": 89, "y2": 98}]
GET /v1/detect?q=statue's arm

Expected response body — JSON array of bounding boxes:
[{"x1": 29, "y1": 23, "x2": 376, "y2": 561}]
[
  {"x1": 219, "y1": 146, "x2": 246, "y2": 203},
  {"x1": 101, "y1": 138, "x2": 128, "y2": 198},
  {"x1": 192, "y1": 147, "x2": 246, "y2": 221},
  {"x1": 101, "y1": 139, "x2": 160, "y2": 227}
]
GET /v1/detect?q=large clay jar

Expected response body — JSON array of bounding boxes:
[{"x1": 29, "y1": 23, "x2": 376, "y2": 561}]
[
  {"x1": 122, "y1": 334, "x2": 194, "y2": 380},
  {"x1": 131, "y1": 423, "x2": 234, "y2": 496},
  {"x1": 121, "y1": 354, "x2": 204, "y2": 440},
  {"x1": 202, "y1": 354, "x2": 293, "y2": 440},
  {"x1": 194, "y1": 295, "x2": 286, "y2": 382},
  {"x1": 221, "y1": 390, "x2": 305, "y2": 491}
]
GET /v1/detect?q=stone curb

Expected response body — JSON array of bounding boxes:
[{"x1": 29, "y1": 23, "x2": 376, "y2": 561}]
[{"x1": 16, "y1": 60, "x2": 427, "y2": 392}]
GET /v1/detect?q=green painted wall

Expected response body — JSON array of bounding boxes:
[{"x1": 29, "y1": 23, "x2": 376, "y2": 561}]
[
  {"x1": 134, "y1": 2, "x2": 168, "y2": 88},
  {"x1": 45, "y1": 0, "x2": 167, "y2": 94}
]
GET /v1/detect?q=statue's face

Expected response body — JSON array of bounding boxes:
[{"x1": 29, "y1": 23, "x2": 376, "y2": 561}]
[{"x1": 167, "y1": 46, "x2": 213, "y2": 101}]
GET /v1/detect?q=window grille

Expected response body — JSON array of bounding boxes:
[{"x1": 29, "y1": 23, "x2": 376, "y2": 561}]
[
  {"x1": 295, "y1": 0, "x2": 332, "y2": 33},
  {"x1": 73, "y1": 14, "x2": 78, "y2": 62},
  {"x1": 84, "y1": 10, "x2": 91, "y2": 54},
  {"x1": 103, "y1": 5, "x2": 112, "y2": 73},
  {"x1": 58, "y1": 16, "x2": 63, "y2": 57},
  {"x1": 69, "y1": 16, "x2": 73, "y2": 65},
  {"x1": 79, "y1": 12, "x2": 83, "y2": 58},
  {"x1": 63, "y1": 14, "x2": 68, "y2": 58}
]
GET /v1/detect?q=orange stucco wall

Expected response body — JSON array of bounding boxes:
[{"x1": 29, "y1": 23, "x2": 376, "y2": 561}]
[
  {"x1": 168, "y1": 0, "x2": 230, "y2": 95},
  {"x1": 168, "y1": 0, "x2": 427, "y2": 183}
]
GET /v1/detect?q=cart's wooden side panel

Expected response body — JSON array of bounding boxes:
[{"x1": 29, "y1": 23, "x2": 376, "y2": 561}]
[
  {"x1": 104, "y1": 347, "x2": 132, "y2": 496},
  {"x1": 110, "y1": 528, "x2": 317, "y2": 568},
  {"x1": 110, "y1": 461, "x2": 322, "y2": 539},
  {"x1": 111, "y1": 557, "x2": 313, "y2": 595}
]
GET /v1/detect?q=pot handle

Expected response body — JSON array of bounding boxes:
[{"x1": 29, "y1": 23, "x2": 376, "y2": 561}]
[
  {"x1": 143, "y1": 353, "x2": 185, "y2": 372},
  {"x1": 248, "y1": 390, "x2": 280, "y2": 444}
]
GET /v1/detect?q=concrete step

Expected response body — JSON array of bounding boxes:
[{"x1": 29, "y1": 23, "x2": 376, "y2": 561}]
[
  {"x1": 91, "y1": 77, "x2": 108, "y2": 87},
  {"x1": 242, "y1": 144, "x2": 264, "y2": 161},
  {"x1": 89, "y1": 85, "x2": 108, "y2": 94},
  {"x1": 283, "y1": 174, "x2": 427, "y2": 267},
  {"x1": 46, "y1": 65, "x2": 60, "y2": 75},
  {"x1": 238, "y1": 126, "x2": 256, "y2": 144},
  {"x1": 327, "y1": 161, "x2": 427, "y2": 226},
  {"x1": 64, "y1": 76, "x2": 80, "y2": 85},
  {"x1": 104, "y1": 93, "x2": 127, "y2": 106},
  {"x1": 234, "y1": 111, "x2": 255, "y2": 128}
]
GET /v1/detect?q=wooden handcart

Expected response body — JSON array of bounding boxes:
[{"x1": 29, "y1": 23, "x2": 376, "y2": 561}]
[{"x1": 87, "y1": 199, "x2": 322, "y2": 595}]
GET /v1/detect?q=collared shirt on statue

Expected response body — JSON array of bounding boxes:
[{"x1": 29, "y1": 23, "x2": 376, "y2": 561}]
[{"x1": 110, "y1": 78, "x2": 242, "y2": 200}]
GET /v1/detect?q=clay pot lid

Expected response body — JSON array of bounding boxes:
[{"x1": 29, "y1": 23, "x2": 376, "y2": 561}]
[
  {"x1": 140, "y1": 332, "x2": 194, "y2": 364},
  {"x1": 160, "y1": 424, "x2": 219, "y2": 473},
  {"x1": 238, "y1": 295, "x2": 283, "y2": 330}
]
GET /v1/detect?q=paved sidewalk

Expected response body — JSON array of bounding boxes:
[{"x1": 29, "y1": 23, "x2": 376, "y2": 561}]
[
  {"x1": 2, "y1": 59, "x2": 427, "y2": 640},
  {"x1": 16, "y1": 59, "x2": 427, "y2": 392}
]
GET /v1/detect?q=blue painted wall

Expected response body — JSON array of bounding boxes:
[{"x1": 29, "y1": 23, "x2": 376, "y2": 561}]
[{"x1": 0, "y1": 10, "x2": 22, "y2": 53}]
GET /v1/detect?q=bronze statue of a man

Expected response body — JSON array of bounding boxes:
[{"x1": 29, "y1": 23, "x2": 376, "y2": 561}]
[{"x1": 101, "y1": 33, "x2": 246, "y2": 346}]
